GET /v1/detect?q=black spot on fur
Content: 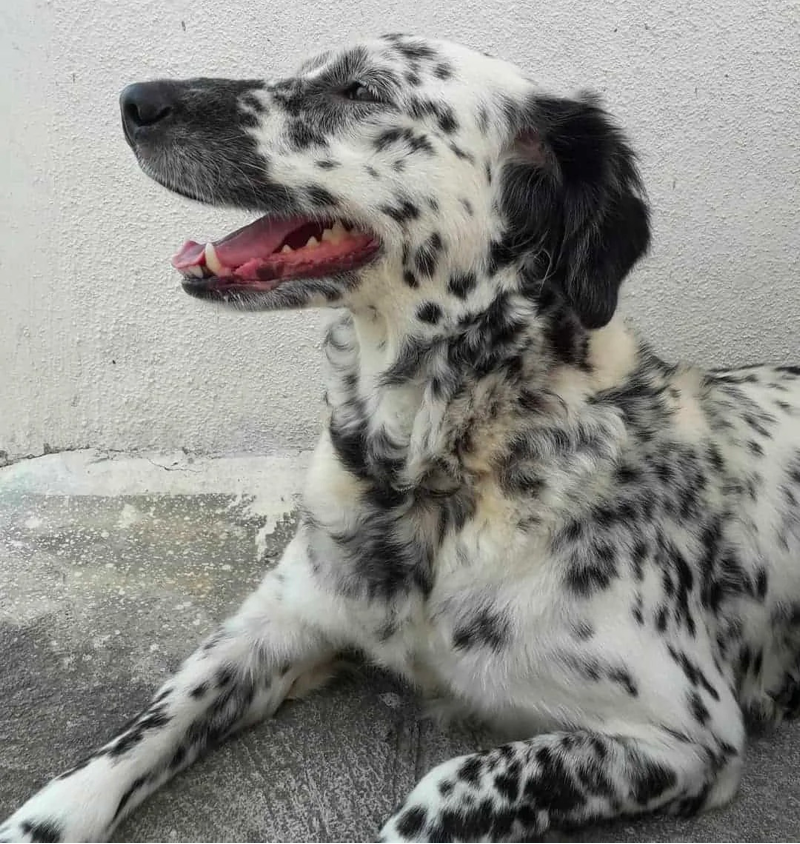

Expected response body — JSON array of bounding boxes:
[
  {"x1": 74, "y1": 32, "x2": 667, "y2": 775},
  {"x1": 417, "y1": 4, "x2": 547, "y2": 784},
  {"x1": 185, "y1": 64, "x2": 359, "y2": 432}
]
[
  {"x1": 449, "y1": 142, "x2": 474, "y2": 162},
  {"x1": 458, "y1": 755, "x2": 483, "y2": 785},
  {"x1": 403, "y1": 270, "x2": 419, "y2": 288},
  {"x1": 688, "y1": 691, "x2": 710, "y2": 725},
  {"x1": 433, "y1": 62, "x2": 453, "y2": 79},
  {"x1": 415, "y1": 232, "x2": 444, "y2": 277},
  {"x1": 448, "y1": 271, "x2": 477, "y2": 299},
  {"x1": 113, "y1": 775, "x2": 149, "y2": 822},
  {"x1": 19, "y1": 821, "x2": 63, "y2": 843},
  {"x1": 417, "y1": 302, "x2": 443, "y2": 324},
  {"x1": 305, "y1": 184, "x2": 338, "y2": 207},
  {"x1": 190, "y1": 682, "x2": 208, "y2": 699},
  {"x1": 609, "y1": 668, "x2": 639, "y2": 697},
  {"x1": 374, "y1": 126, "x2": 434, "y2": 156},
  {"x1": 453, "y1": 606, "x2": 511, "y2": 651},
  {"x1": 380, "y1": 199, "x2": 420, "y2": 224},
  {"x1": 630, "y1": 756, "x2": 677, "y2": 805},
  {"x1": 396, "y1": 806, "x2": 428, "y2": 838}
]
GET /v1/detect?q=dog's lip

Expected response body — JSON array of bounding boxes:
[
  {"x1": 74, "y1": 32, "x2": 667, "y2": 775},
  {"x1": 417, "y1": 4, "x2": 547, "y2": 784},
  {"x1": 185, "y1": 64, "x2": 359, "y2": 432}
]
[{"x1": 172, "y1": 213, "x2": 381, "y2": 287}]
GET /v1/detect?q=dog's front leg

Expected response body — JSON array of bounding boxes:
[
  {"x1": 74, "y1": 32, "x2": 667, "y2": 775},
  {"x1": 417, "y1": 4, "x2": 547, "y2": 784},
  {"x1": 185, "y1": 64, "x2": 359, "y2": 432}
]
[{"x1": 0, "y1": 534, "x2": 337, "y2": 843}]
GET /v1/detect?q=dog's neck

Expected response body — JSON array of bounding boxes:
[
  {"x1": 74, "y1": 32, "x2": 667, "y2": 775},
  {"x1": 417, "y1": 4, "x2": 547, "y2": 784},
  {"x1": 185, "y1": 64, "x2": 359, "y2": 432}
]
[{"x1": 326, "y1": 271, "x2": 644, "y2": 492}]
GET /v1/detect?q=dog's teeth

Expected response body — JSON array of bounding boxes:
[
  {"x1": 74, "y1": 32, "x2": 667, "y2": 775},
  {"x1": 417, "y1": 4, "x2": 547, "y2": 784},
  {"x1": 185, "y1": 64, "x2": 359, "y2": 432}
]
[
  {"x1": 306, "y1": 236, "x2": 320, "y2": 249},
  {"x1": 281, "y1": 244, "x2": 294, "y2": 253},
  {"x1": 321, "y1": 227, "x2": 335, "y2": 243},
  {"x1": 204, "y1": 242, "x2": 224, "y2": 275},
  {"x1": 185, "y1": 266, "x2": 204, "y2": 278},
  {"x1": 331, "y1": 220, "x2": 348, "y2": 239}
]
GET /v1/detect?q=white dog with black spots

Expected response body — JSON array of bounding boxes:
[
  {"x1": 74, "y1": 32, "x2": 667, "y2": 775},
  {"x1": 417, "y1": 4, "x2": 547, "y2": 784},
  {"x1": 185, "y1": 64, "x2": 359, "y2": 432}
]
[{"x1": 3, "y1": 34, "x2": 800, "y2": 843}]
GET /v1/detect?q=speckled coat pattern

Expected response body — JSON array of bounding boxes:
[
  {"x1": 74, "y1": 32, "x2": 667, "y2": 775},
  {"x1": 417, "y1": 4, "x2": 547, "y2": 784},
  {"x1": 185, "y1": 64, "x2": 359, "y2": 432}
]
[{"x1": 3, "y1": 35, "x2": 800, "y2": 844}]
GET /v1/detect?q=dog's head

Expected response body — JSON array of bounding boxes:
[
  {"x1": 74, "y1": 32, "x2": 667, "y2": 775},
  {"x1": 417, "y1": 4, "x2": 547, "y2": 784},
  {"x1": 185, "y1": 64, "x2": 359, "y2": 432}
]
[{"x1": 121, "y1": 35, "x2": 649, "y2": 328}]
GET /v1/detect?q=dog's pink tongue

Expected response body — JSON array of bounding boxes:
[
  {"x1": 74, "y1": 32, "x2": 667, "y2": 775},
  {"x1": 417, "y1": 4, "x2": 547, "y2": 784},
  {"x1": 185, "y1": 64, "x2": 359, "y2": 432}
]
[{"x1": 171, "y1": 215, "x2": 304, "y2": 269}]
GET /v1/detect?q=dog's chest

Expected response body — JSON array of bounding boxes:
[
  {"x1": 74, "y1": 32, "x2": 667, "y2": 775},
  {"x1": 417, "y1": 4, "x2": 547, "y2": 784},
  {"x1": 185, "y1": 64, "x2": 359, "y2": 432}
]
[{"x1": 303, "y1": 439, "x2": 567, "y2": 703}]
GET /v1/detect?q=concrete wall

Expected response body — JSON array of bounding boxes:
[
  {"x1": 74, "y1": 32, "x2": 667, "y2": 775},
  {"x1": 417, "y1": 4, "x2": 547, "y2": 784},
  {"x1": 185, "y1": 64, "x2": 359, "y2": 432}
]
[{"x1": 2, "y1": 0, "x2": 798, "y2": 463}]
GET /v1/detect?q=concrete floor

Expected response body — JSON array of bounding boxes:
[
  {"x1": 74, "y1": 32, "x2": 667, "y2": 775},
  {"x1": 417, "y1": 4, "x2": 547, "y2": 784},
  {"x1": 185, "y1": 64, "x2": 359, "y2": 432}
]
[{"x1": 1, "y1": 451, "x2": 799, "y2": 842}]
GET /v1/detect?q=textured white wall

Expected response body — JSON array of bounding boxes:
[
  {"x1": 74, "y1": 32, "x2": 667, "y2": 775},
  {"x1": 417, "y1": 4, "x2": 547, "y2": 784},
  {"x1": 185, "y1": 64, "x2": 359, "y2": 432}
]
[{"x1": 1, "y1": 0, "x2": 798, "y2": 463}]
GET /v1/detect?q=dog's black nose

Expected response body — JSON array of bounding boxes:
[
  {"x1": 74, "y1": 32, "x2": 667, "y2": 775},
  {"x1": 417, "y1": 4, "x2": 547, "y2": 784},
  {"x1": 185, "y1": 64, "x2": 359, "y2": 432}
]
[{"x1": 120, "y1": 82, "x2": 177, "y2": 142}]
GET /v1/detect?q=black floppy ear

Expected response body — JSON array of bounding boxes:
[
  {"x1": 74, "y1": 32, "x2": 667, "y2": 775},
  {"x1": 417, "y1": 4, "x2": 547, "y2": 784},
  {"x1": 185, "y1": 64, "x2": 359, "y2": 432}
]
[{"x1": 501, "y1": 93, "x2": 651, "y2": 328}]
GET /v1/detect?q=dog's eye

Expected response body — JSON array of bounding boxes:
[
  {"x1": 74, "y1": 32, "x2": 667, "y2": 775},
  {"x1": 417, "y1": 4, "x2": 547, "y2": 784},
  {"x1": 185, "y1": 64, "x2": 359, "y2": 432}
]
[{"x1": 341, "y1": 82, "x2": 384, "y2": 104}]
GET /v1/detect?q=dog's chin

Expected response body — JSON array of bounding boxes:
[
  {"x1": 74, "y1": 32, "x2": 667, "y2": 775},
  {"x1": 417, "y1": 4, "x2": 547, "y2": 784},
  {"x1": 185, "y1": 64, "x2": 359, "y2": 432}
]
[{"x1": 180, "y1": 268, "x2": 369, "y2": 311}]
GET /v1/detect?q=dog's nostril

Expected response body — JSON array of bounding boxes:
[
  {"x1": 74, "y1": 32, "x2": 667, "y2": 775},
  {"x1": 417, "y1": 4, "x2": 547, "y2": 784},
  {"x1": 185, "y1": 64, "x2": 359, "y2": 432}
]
[
  {"x1": 120, "y1": 82, "x2": 176, "y2": 134},
  {"x1": 125, "y1": 100, "x2": 172, "y2": 127}
]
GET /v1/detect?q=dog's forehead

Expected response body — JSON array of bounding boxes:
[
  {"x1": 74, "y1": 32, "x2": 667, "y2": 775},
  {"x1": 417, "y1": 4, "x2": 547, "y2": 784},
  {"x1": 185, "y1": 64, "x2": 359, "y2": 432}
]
[{"x1": 296, "y1": 35, "x2": 530, "y2": 96}]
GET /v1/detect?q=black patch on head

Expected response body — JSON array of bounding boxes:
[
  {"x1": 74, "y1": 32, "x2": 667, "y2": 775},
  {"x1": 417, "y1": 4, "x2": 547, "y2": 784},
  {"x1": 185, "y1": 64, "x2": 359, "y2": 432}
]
[
  {"x1": 394, "y1": 39, "x2": 438, "y2": 62},
  {"x1": 407, "y1": 97, "x2": 458, "y2": 134},
  {"x1": 305, "y1": 184, "x2": 338, "y2": 207},
  {"x1": 365, "y1": 165, "x2": 379, "y2": 178},
  {"x1": 316, "y1": 158, "x2": 340, "y2": 169},
  {"x1": 374, "y1": 126, "x2": 435, "y2": 156},
  {"x1": 403, "y1": 269, "x2": 419, "y2": 288},
  {"x1": 460, "y1": 197, "x2": 474, "y2": 215},
  {"x1": 501, "y1": 94, "x2": 651, "y2": 328},
  {"x1": 123, "y1": 78, "x2": 294, "y2": 211},
  {"x1": 417, "y1": 301, "x2": 443, "y2": 324}
]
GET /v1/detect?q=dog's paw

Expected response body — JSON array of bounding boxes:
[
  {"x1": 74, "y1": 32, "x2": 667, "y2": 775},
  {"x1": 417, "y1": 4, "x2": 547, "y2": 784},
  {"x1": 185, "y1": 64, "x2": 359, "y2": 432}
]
[
  {"x1": 379, "y1": 755, "x2": 471, "y2": 843},
  {"x1": 0, "y1": 816, "x2": 64, "y2": 843},
  {"x1": 0, "y1": 768, "x2": 112, "y2": 844}
]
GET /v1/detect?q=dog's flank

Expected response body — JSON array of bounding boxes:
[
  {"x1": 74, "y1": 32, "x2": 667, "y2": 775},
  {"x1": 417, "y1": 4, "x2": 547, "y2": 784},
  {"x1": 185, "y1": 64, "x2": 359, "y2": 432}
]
[{"x1": 3, "y1": 33, "x2": 800, "y2": 844}]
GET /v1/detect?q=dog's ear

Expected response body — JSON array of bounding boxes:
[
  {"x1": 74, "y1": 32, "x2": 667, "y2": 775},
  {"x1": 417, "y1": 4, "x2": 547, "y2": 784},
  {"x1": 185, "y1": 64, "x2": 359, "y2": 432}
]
[{"x1": 500, "y1": 94, "x2": 650, "y2": 329}]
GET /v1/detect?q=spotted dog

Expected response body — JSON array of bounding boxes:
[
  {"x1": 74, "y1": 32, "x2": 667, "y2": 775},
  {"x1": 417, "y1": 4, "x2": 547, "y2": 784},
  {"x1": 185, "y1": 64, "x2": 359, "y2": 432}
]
[{"x1": 3, "y1": 33, "x2": 800, "y2": 844}]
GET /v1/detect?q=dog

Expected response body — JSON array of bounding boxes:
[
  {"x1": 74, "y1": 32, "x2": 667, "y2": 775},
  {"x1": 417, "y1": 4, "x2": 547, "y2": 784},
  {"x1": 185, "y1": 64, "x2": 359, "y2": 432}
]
[{"x1": 2, "y1": 33, "x2": 800, "y2": 843}]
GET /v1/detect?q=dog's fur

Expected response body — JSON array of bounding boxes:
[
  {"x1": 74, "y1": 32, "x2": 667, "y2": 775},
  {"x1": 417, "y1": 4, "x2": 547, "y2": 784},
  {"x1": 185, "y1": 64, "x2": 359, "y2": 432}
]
[{"x1": 3, "y1": 34, "x2": 800, "y2": 843}]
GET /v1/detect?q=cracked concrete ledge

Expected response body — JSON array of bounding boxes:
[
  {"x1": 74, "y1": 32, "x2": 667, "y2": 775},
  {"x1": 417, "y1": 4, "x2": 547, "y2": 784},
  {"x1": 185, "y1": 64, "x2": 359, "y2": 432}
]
[{"x1": 1, "y1": 451, "x2": 799, "y2": 841}]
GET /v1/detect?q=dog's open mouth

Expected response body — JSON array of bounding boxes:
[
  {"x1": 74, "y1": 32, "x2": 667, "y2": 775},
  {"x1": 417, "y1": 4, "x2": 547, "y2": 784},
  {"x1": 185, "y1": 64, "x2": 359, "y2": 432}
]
[{"x1": 173, "y1": 214, "x2": 381, "y2": 291}]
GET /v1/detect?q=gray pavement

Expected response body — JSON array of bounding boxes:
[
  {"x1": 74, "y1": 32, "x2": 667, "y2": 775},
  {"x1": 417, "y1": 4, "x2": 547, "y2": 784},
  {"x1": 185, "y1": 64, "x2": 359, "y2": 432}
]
[{"x1": 1, "y1": 452, "x2": 798, "y2": 842}]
